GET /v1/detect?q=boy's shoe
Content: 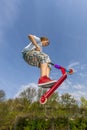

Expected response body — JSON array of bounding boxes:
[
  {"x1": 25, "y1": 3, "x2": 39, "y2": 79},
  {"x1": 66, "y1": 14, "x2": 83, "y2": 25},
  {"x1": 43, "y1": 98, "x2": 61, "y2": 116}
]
[{"x1": 38, "y1": 75, "x2": 57, "y2": 88}]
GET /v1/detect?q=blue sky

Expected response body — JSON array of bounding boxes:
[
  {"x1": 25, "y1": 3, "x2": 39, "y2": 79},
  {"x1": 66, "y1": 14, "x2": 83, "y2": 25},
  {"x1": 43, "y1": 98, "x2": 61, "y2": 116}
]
[{"x1": 0, "y1": 0, "x2": 87, "y2": 100}]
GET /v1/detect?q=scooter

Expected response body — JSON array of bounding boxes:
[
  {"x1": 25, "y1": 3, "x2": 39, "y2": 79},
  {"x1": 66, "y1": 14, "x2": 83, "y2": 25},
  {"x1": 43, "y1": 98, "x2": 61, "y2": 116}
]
[{"x1": 39, "y1": 63, "x2": 74, "y2": 104}]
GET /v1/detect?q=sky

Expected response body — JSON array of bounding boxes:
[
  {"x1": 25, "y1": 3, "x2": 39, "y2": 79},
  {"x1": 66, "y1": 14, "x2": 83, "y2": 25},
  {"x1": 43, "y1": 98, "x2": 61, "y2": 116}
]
[{"x1": 0, "y1": 0, "x2": 87, "y2": 101}]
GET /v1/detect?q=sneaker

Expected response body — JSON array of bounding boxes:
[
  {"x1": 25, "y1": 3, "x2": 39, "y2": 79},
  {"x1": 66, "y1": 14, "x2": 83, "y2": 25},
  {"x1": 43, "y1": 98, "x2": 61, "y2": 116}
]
[{"x1": 38, "y1": 75, "x2": 57, "y2": 88}]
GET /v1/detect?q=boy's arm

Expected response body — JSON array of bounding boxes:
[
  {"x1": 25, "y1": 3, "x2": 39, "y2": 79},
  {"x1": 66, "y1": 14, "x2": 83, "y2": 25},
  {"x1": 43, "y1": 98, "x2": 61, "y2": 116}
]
[{"x1": 28, "y1": 34, "x2": 41, "y2": 51}]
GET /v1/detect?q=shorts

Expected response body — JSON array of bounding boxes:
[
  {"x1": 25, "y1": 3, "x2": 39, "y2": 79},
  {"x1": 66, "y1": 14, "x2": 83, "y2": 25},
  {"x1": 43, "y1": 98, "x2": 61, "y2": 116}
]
[{"x1": 22, "y1": 50, "x2": 51, "y2": 68}]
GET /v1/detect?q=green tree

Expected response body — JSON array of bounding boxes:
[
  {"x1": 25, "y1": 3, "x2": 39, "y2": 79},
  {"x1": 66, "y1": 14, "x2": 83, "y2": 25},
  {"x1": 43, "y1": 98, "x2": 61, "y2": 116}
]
[
  {"x1": 80, "y1": 96, "x2": 87, "y2": 109},
  {"x1": 19, "y1": 87, "x2": 37, "y2": 103},
  {"x1": 60, "y1": 93, "x2": 78, "y2": 117},
  {"x1": 61, "y1": 93, "x2": 77, "y2": 108},
  {"x1": 0, "y1": 90, "x2": 5, "y2": 102}
]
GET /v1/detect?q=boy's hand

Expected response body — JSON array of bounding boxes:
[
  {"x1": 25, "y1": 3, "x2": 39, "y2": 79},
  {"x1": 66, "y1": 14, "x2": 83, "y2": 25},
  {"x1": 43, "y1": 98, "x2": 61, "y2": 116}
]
[{"x1": 35, "y1": 46, "x2": 41, "y2": 51}]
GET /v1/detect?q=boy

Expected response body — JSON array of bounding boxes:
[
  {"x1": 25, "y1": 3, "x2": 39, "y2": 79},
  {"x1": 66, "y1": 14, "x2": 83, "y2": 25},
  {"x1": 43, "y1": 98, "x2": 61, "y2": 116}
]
[{"x1": 22, "y1": 34, "x2": 56, "y2": 87}]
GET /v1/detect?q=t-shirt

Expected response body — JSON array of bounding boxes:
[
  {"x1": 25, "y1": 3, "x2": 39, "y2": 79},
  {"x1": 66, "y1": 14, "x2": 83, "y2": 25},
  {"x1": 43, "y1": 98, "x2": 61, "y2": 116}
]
[{"x1": 22, "y1": 35, "x2": 42, "y2": 54}]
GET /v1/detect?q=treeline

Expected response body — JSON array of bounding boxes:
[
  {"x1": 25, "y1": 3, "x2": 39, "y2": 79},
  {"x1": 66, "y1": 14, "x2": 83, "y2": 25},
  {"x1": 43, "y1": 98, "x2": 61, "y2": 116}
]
[{"x1": 0, "y1": 88, "x2": 87, "y2": 130}]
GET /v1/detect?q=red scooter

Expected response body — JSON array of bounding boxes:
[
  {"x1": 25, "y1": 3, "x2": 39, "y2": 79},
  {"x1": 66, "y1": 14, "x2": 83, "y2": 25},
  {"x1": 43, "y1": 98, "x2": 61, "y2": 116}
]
[{"x1": 39, "y1": 63, "x2": 74, "y2": 104}]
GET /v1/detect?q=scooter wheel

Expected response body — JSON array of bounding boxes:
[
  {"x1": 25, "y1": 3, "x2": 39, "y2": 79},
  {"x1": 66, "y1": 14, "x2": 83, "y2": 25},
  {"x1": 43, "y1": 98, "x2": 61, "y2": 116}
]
[
  {"x1": 68, "y1": 68, "x2": 74, "y2": 75},
  {"x1": 40, "y1": 96, "x2": 47, "y2": 104}
]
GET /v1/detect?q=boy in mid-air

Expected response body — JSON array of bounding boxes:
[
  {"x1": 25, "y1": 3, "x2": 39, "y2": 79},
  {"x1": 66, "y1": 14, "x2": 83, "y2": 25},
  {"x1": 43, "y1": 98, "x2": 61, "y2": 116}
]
[{"x1": 22, "y1": 34, "x2": 56, "y2": 87}]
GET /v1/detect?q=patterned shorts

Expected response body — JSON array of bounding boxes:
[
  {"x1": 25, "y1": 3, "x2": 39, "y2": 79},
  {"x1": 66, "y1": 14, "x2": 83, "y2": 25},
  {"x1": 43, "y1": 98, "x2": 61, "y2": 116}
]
[{"x1": 23, "y1": 50, "x2": 51, "y2": 68}]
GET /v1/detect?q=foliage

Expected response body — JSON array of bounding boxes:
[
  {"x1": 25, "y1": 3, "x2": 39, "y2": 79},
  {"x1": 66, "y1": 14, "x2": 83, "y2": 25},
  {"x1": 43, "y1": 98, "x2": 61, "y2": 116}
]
[
  {"x1": 19, "y1": 87, "x2": 37, "y2": 103},
  {"x1": 80, "y1": 96, "x2": 87, "y2": 109},
  {"x1": 69, "y1": 117, "x2": 87, "y2": 130},
  {"x1": 0, "y1": 90, "x2": 5, "y2": 102},
  {"x1": 0, "y1": 88, "x2": 87, "y2": 130}
]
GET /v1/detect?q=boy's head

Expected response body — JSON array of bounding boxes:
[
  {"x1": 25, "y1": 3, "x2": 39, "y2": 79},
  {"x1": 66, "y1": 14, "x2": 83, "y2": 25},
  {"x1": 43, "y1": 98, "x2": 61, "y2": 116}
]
[{"x1": 40, "y1": 37, "x2": 50, "y2": 46}]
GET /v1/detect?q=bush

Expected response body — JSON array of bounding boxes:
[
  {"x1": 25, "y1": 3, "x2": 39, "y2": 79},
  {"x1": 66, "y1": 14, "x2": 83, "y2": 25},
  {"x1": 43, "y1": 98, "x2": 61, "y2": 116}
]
[
  {"x1": 69, "y1": 117, "x2": 87, "y2": 130},
  {"x1": 14, "y1": 115, "x2": 69, "y2": 130}
]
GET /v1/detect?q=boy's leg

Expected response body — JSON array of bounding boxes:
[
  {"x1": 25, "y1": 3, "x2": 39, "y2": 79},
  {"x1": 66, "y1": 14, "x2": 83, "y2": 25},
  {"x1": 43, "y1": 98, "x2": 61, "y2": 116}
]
[
  {"x1": 38, "y1": 57, "x2": 56, "y2": 86},
  {"x1": 38, "y1": 63, "x2": 56, "y2": 87},
  {"x1": 46, "y1": 66, "x2": 50, "y2": 77},
  {"x1": 40, "y1": 63, "x2": 49, "y2": 77}
]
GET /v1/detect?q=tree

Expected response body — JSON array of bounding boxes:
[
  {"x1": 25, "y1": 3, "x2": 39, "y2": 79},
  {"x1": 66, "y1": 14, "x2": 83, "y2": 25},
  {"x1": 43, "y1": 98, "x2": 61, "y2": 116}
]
[
  {"x1": 61, "y1": 93, "x2": 77, "y2": 108},
  {"x1": 80, "y1": 97, "x2": 87, "y2": 109},
  {"x1": 37, "y1": 88, "x2": 47, "y2": 101},
  {"x1": 0, "y1": 90, "x2": 5, "y2": 102},
  {"x1": 19, "y1": 87, "x2": 37, "y2": 103},
  {"x1": 60, "y1": 93, "x2": 78, "y2": 117}
]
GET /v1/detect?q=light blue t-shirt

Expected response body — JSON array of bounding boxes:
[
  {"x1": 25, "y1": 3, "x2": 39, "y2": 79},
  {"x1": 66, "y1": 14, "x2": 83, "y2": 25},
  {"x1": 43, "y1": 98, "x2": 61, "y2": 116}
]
[{"x1": 22, "y1": 35, "x2": 42, "y2": 53}]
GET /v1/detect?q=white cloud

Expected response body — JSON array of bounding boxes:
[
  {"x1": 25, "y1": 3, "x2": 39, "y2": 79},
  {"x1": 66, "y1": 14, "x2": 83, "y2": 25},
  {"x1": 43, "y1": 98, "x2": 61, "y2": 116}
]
[
  {"x1": 67, "y1": 62, "x2": 87, "y2": 78},
  {"x1": 80, "y1": 64, "x2": 87, "y2": 70},
  {"x1": 73, "y1": 84, "x2": 85, "y2": 90},
  {"x1": 79, "y1": 73, "x2": 87, "y2": 77},
  {"x1": 67, "y1": 62, "x2": 80, "y2": 68},
  {"x1": 59, "y1": 83, "x2": 87, "y2": 101},
  {"x1": 70, "y1": 91, "x2": 87, "y2": 101},
  {"x1": 60, "y1": 79, "x2": 72, "y2": 90},
  {"x1": 58, "y1": 70, "x2": 87, "y2": 101}
]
